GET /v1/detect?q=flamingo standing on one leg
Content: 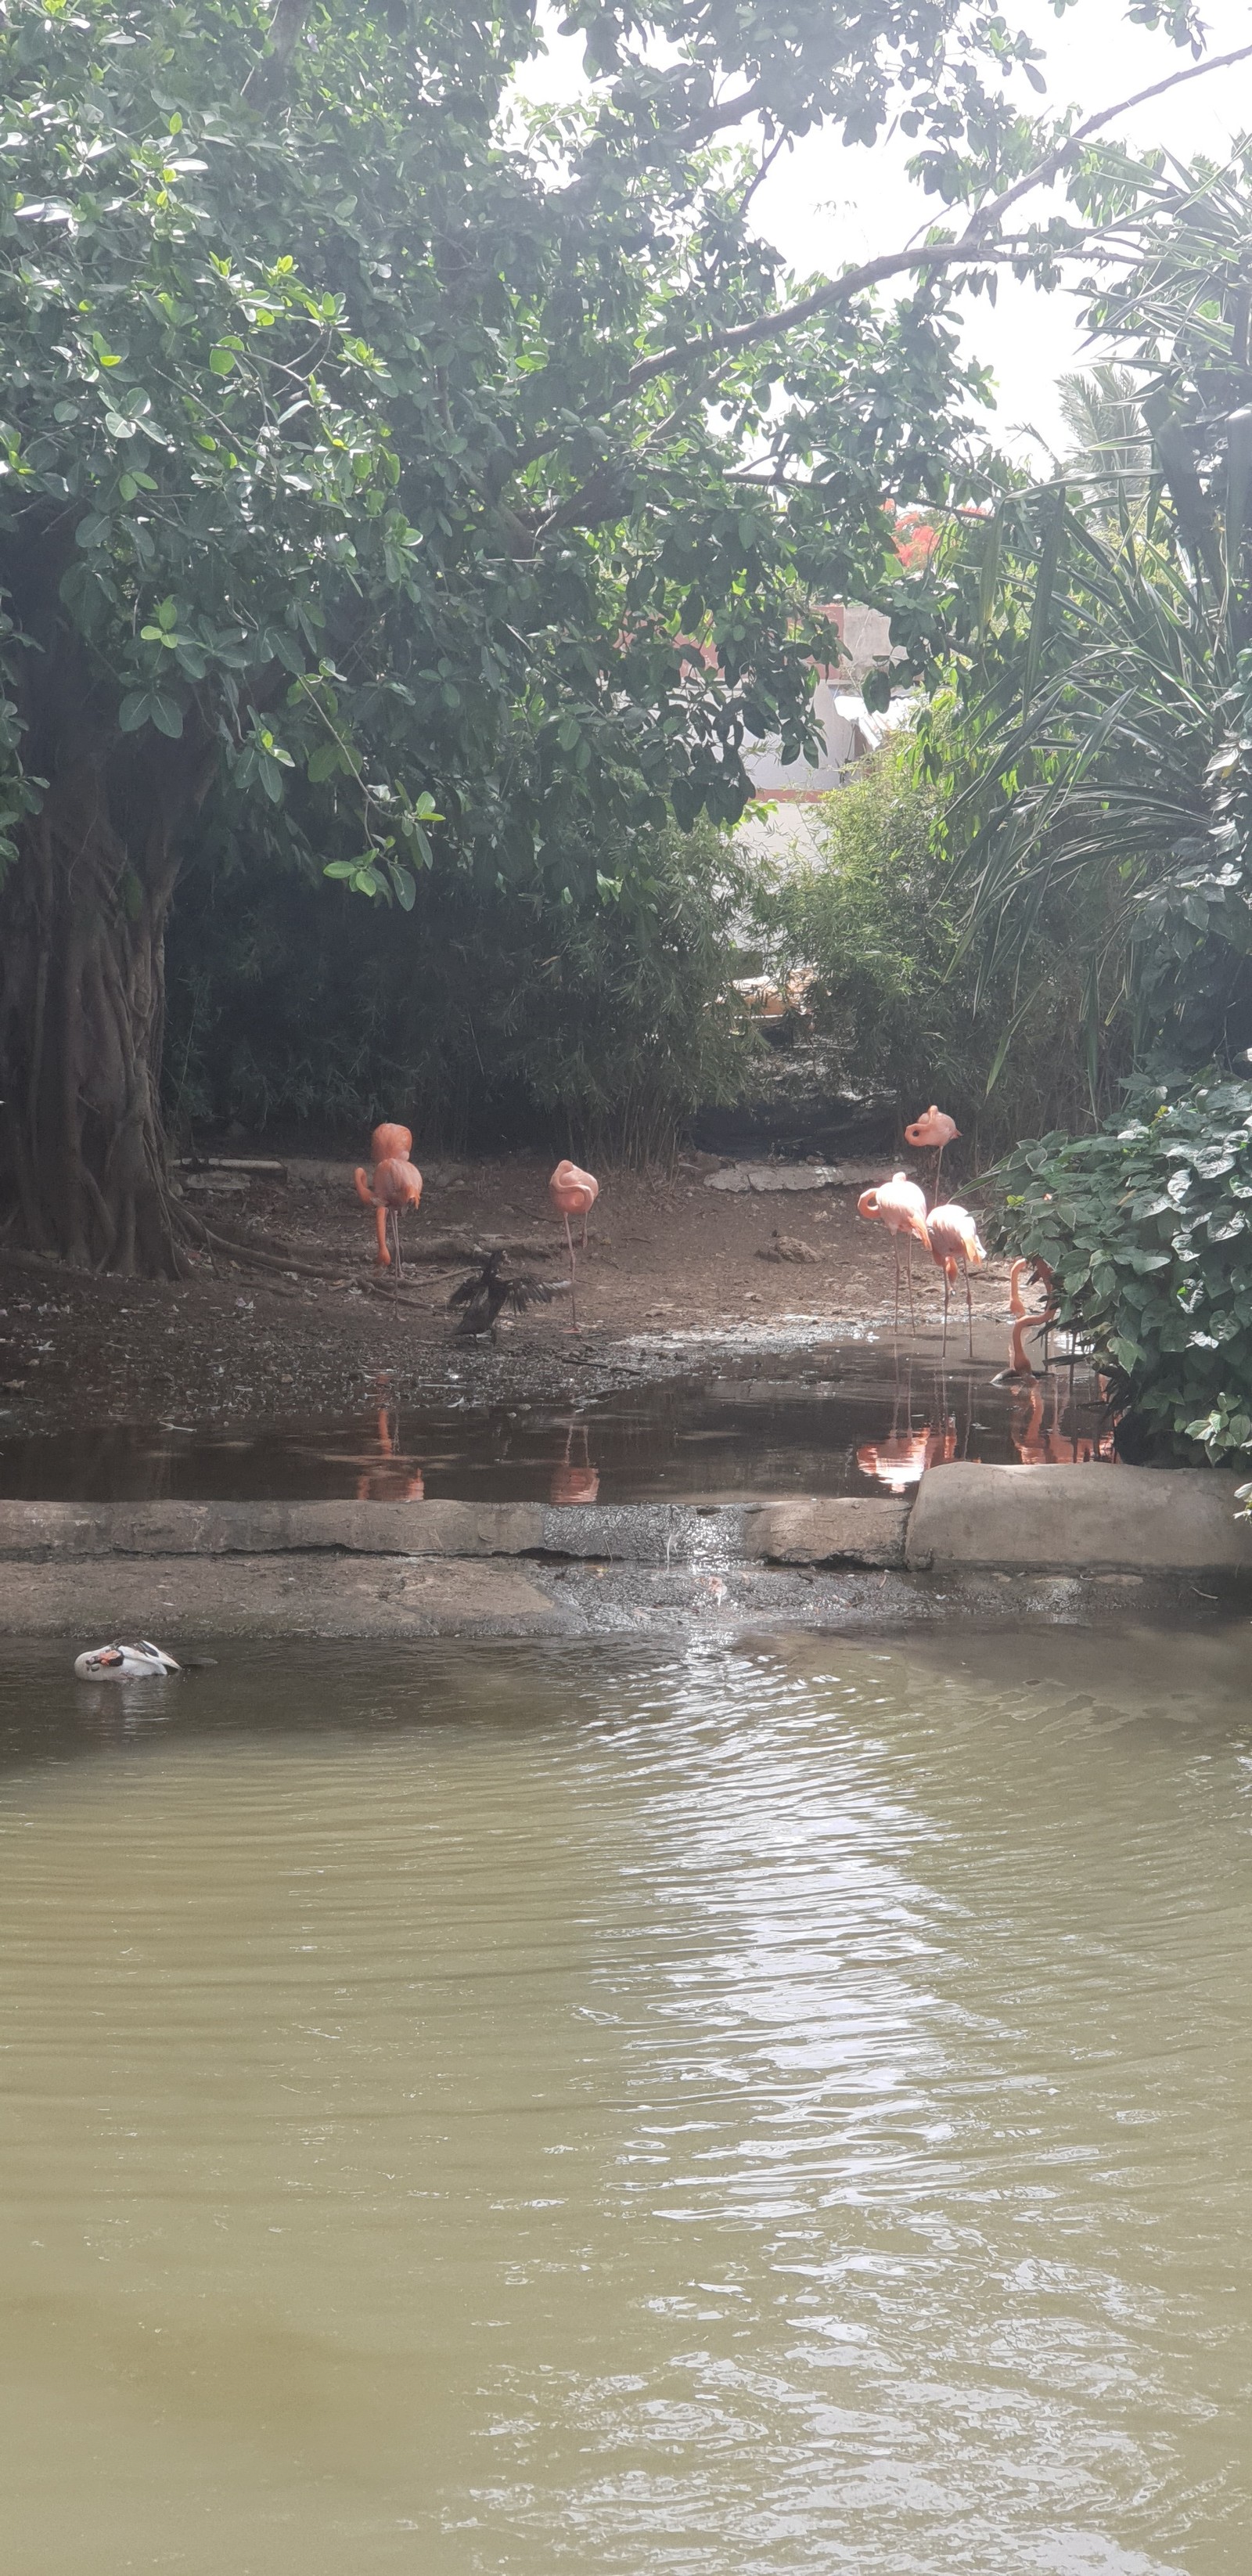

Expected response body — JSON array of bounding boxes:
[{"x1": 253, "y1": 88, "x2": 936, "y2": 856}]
[
  {"x1": 904, "y1": 1104, "x2": 960, "y2": 1199},
  {"x1": 549, "y1": 1159, "x2": 599, "y2": 1331},
  {"x1": 857, "y1": 1173, "x2": 930, "y2": 1332},
  {"x1": 353, "y1": 1132, "x2": 423, "y2": 1274},
  {"x1": 926, "y1": 1202, "x2": 986, "y2": 1357}
]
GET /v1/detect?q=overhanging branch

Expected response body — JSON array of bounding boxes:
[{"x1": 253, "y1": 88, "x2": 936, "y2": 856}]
[{"x1": 625, "y1": 39, "x2": 1252, "y2": 394}]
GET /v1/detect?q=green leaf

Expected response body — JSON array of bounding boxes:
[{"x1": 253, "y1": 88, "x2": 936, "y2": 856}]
[{"x1": 149, "y1": 693, "x2": 183, "y2": 738}]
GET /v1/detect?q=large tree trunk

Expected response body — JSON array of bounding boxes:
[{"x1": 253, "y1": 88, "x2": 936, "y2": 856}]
[
  {"x1": 0, "y1": 547, "x2": 215, "y2": 1274},
  {"x1": 0, "y1": 784, "x2": 181, "y2": 1273}
]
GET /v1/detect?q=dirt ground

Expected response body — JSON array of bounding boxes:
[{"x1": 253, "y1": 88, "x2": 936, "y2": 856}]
[{"x1": 0, "y1": 1149, "x2": 1015, "y2": 1434}]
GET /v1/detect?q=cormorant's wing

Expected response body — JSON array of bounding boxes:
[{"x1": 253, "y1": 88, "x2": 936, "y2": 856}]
[
  {"x1": 505, "y1": 1276, "x2": 567, "y2": 1313},
  {"x1": 448, "y1": 1268, "x2": 487, "y2": 1310}
]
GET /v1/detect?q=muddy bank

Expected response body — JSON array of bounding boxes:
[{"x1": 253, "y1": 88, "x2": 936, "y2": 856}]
[{"x1": 0, "y1": 1149, "x2": 1015, "y2": 1439}]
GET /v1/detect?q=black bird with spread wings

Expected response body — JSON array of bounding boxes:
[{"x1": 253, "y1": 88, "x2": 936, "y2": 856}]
[{"x1": 447, "y1": 1248, "x2": 568, "y2": 1338}]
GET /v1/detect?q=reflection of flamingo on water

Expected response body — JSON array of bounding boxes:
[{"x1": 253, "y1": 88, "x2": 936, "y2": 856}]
[
  {"x1": 354, "y1": 1407, "x2": 425, "y2": 1501},
  {"x1": 549, "y1": 1421, "x2": 600, "y2": 1505},
  {"x1": 1009, "y1": 1374, "x2": 1113, "y2": 1465},
  {"x1": 856, "y1": 1420, "x2": 957, "y2": 1493},
  {"x1": 856, "y1": 1351, "x2": 956, "y2": 1492}
]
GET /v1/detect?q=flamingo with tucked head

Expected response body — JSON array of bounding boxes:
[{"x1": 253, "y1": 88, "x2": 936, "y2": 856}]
[
  {"x1": 549, "y1": 1159, "x2": 599, "y2": 1330},
  {"x1": 369, "y1": 1122, "x2": 412, "y2": 1165},
  {"x1": 857, "y1": 1173, "x2": 930, "y2": 1332},
  {"x1": 354, "y1": 1126, "x2": 423, "y2": 1274},
  {"x1": 905, "y1": 1104, "x2": 960, "y2": 1197},
  {"x1": 926, "y1": 1202, "x2": 986, "y2": 1357}
]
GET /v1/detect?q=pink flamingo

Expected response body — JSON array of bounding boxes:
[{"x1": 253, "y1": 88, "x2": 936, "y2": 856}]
[
  {"x1": 904, "y1": 1104, "x2": 960, "y2": 1197},
  {"x1": 549, "y1": 1159, "x2": 599, "y2": 1331},
  {"x1": 369, "y1": 1122, "x2": 412, "y2": 1165},
  {"x1": 354, "y1": 1126, "x2": 423, "y2": 1274},
  {"x1": 926, "y1": 1202, "x2": 986, "y2": 1356},
  {"x1": 857, "y1": 1172, "x2": 930, "y2": 1331}
]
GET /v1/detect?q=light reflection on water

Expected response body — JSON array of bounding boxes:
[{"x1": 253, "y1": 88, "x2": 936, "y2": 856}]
[
  {"x1": 0, "y1": 1338, "x2": 1112, "y2": 1504},
  {"x1": 0, "y1": 1630, "x2": 1248, "y2": 2574}
]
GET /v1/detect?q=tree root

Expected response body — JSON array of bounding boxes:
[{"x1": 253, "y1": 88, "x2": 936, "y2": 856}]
[{"x1": 171, "y1": 1205, "x2": 341, "y2": 1279}]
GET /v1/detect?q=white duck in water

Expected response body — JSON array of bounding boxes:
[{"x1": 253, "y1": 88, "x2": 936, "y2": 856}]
[{"x1": 74, "y1": 1639, "x2": 182, "y2": 1681}]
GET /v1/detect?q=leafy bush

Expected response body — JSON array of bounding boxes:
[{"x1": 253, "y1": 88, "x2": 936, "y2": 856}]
[
  {"x1": 994, "y1": 1075, "x2": 1252, "y2": 1463},
  {"x1": 165, "y1": 817, "x2": 754, "y2": 1166}
]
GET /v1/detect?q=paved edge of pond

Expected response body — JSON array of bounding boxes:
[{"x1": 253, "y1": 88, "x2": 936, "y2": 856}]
[{"x1": 0, "y1": 1469, "x2": 1249, "y2": 1638}]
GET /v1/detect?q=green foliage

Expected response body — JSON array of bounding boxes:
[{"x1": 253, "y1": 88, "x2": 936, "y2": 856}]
[
  {"x1": 993, "y1": 1075, "x2": 1252, "y2": 1463},
  {"x1": 0, "y1": 0, "x2": 1027, "y2": 906},
  {"x1": 1056, "y1": 364, "x2": 1151, "y2": 507},
  {"x1": 0, "y1": 0, "x2": 1223, "y2": 1269},
  {"x1": 165, "y1": 816, "x2": 753, "y2": 1164},
  {"x1": 899, "y1": 149, "x2": 1252, "y2": 1109},
  {"x1": 759, "y1": 732, "x2": 1116, "y2": 1151}
]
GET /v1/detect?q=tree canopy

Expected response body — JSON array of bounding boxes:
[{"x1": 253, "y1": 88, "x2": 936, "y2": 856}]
[{"x1": 0, "y1": 0, "x2": 1238, "y2": 1265}]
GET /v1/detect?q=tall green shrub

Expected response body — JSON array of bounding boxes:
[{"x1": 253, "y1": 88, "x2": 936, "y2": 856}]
[
  {"x1": 995, "y1": 1075, "x2": 1252, "y2": 1463},
  {"x1": 762, "y1": 734, "x2": 1120, "y2": 1155}
]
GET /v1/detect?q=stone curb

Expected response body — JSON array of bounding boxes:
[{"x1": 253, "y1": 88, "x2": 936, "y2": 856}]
[
  {"x1": 905, "y1": 1462, "x2": 1252, "y2": 1574},
  {"x1": 2, "y1": 1472, "x2": 1250, "y2": 1642},
  {"x1": 0, "y1": 1496, "x2": 908, "y2": 1569}
]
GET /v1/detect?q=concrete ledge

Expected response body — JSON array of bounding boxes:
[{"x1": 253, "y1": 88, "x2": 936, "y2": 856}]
[
  {"x1": 0, "y1": 1496, "x2": 905, "y2": 1568},
  {"x1": 742, "y1": 1498, "x2": 908, "y2": 1567},
  {"x1": 905, "y1": 1462, "x2": 1252, "y2": 1574},
  {"x1": 0, "y1": 1499, "x2": 547, "y2": 1558},
  {"x1": 1, "y1": 1475, "x2": 1249, "y2": 1638}
]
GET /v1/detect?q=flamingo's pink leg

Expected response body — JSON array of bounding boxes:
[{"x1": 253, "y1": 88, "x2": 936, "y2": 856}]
[
  {"x1": 564, "y1": 1210, "x2": 578, "y2": 1331},
  {"x1": 374, "y1": 1205, "x2": 390, "y2": 1266},
  {"x1": 905, "y1": 1232, "x2": 917, "y2": 1333}
]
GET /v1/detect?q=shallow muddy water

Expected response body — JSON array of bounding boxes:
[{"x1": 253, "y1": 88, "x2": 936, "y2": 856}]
[
  {"x1": 1, "y1": 1629, "x2": 1248, "y2": 2574},
  {"x1": 0, "y1": 1333, "x2": 1110, "y2": 1503}
]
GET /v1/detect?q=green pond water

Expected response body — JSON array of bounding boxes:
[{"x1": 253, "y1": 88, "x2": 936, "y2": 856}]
[{"x1": 0, "y1": 1628, "x2": 1248, "y2": 2574}]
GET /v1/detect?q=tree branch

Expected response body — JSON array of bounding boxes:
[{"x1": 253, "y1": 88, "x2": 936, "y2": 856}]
[
  {"x1": 625, "y1": 236, "x2": 1050, "y2": 391},
  {"x1": 962, "y1": 37, "x2": 1252, "y2": 244},
  {"x1": 625, "y1": 40, "x2": 1252, "y2": 394},
  {"x1": 242, "y1": 0, "x2": 314, "y2": 99}
]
